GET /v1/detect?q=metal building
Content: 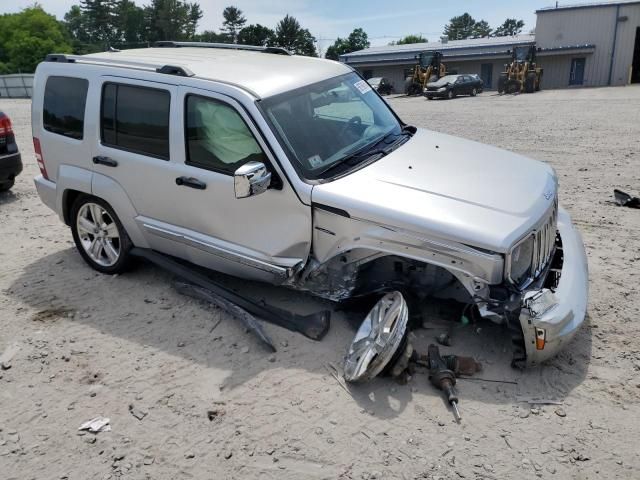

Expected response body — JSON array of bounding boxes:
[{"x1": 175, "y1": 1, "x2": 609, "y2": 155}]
[
  {"x1": 340, "y1": 0, "x2": 640, "y2": 91},
  {"x1": 536, "y1": 0, "x2": 640, "y2": 88},
  {"x1": 339, "y1": 35, "x2": 537, "y2": 92}
]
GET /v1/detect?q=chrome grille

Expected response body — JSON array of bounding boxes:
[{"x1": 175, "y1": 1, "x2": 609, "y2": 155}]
[{"x1": 532, "y1": 200, "x2": 558, "y2": 278}]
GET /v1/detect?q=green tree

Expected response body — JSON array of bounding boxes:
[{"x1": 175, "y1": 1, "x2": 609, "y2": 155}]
[
  {"x1": 443, "y1": 13, "x2": 477, "y2": 40},
  {"x1": 325, "y1": 28, "x2": 370, "y2": 61},
  {"x1": 144, "y1": 0, "x2": 203, "y2": 42},
  {"x1": 195, "y1": 30, "x2": 230, "y2": 43},
  {"x1": 116, "y1": 0, "x2": 146, "y2": 43},
  {"x1": 472, "y1": 20, "x2": 493, "y2": 38},
  {"x1": 494, "y1": 18, "x2": 525, "y2": 37},
  {"x1": 64, "y1": 5, "x2": 90, "y2": 43},
  {"x1": 237, "y1": 24, "x2": 275, "y2": 46},
  {"x1": 0, "y1": 6, "x2": 72, "y2": 73},
  {"x1": 275, "y1": 15, "x2": 316, "y2": 56},
  {"x1": 221, "y1": 6, "x2": 247, "y2": 43},
  {"x1": 80, "y1": 0, "x2": 118, "y2": 45},
  {"x1": 389, "y1": 34, "x2": 428, "y2": 46}
]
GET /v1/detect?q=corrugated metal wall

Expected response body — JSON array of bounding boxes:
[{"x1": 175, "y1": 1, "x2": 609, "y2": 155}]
[
  {"x1": 536, "y1": 3, "x2": 640, "y2": 87},
  {"x1": 613, "y1": 3, "x2": 640, "y2": 84},
  {"x1": 357, "y1": 58, "x2": 507, "y2": 92}
]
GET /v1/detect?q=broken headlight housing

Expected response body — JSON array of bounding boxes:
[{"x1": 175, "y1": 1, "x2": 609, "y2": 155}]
[{"x1": 507, "y1": 234, "x2": 535, "y2": 286}]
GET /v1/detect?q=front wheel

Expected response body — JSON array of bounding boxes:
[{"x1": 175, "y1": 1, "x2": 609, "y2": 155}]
[
  {"x1": 471, "y1": 87, "x2": 478, "y2": 97},
  {"x1": 447, "y1": 90, "x2": 455, "y2": 100},
  {"x1": 71, "y1": 195, "x2": 133, "y2": 274}
]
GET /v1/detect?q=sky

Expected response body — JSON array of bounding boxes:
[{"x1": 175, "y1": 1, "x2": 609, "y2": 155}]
[{"x1": 5, "y1": 0, "x2": 565, "y2": 53}]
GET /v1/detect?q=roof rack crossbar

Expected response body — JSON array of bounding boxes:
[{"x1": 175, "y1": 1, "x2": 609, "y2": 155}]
[{"x1": 153, "y1": 41, "x2": 291, "y2": 56}]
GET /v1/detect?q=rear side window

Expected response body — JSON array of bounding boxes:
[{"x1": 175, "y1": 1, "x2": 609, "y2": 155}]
[
  {"x1": 43, "y1": 76, "x2": 88, "y2": 140},
  {"x1": 101, "y1": 83, "x2": 170, "y2": 160}
]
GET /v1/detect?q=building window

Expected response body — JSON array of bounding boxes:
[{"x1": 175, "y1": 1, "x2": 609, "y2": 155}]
[
  {"x1": 101, "y1": 83, "x2": 171, "y2": 160},
  {"x1": 43, "y1": 76, "x2": 89, "y2": 140}
]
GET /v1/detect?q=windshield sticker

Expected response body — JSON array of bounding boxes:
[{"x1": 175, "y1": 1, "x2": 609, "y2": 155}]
[
  {"x1": 354, "y1": 80, "x2": 372, "y2": 94},
  {"x1": 308, "y1": 154, "x2": 323, "y2": 168}
]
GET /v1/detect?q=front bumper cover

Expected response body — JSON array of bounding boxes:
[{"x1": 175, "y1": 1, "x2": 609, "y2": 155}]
[{"x1": 519, "y1": 207, "x2": 589, "y2": 365}]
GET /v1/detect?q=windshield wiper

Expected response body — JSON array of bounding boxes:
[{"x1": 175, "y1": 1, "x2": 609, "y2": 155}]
[{"x1": 317, "y1": 130, "x2": 411, "y2": 178}]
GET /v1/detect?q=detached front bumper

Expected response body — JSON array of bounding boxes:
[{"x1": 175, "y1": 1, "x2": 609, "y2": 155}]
[{"x1": 519, "y1": 207, "x2": 589, "y2": 365}]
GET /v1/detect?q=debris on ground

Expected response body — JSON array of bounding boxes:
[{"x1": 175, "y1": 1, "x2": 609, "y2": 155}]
[
  {"x1": 128, "y1": 404, "x2": 148, "y2": 421},
  {"x1": 78, "y1": 417, "x2": 111, "y2": 433},
  {"x1": 613, "y1": 189, "x2": 640, "y2": 208},
  {"x1": 343, "y1": 291, "x2": 481, "y2": 422}
]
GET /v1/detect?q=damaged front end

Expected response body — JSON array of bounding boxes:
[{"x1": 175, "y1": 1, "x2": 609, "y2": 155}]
[
  {"x1": 288, "y1": 202, "x2": 588, "y2": 368},
  {"x1": 477, "y1": 207, "x2": 589, "y2": 367}
]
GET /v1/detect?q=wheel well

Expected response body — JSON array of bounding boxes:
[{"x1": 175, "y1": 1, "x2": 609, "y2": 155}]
[
  {"x1": 62, "y1": 189, "x2": 85, "y2": 226},
  {"x1": 351, "y1": 255, "x2": 473, "y2": 304}
]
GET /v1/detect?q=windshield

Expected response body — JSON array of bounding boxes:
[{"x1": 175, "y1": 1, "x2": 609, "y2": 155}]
[
  {"x1": 429, "y1": 75, "x2": 458, "y2": 86},
  {"x1": 514, "y1": 47, "x2": 530, "y2": 62},
  {"x1": 419, "y1": 52, "x2": 435, "y2": 67},
  {"x1": 261, "y1": 72, "x2": 403, "y2": 179}
]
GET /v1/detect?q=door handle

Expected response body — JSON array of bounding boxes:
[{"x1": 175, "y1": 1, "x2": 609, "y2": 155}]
[
  {"x1": 93, "y1": 156, "x2": 118, "y2": 167},
  {"x1": 176, "y1": 176, "x2": 206, "y2": 190}
]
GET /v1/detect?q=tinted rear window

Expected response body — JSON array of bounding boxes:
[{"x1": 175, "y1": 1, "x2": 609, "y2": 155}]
[
  {"x1": 101, "y1": 83, "x2": 170, "y2": 159},
  {"x1": 43, "y1": 76, "x2": 89, "y2": 140}
]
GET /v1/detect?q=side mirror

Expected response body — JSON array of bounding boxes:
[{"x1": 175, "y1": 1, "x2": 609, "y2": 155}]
[{"x1": 234, "y1": 161, "x2": 271, "y2": 199}]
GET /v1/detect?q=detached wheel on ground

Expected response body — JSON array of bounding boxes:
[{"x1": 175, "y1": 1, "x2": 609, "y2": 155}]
[
  {"x1": 0, "y1": 178, "x2": 15, "y2": 192},
  {"x1": 70, "y1": 195, "x2": 133, "y2": 274}
]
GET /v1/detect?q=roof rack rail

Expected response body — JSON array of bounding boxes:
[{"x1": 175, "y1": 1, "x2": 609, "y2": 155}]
[
  {"x1": 45, "y1": 54, "x2": 76, "y2": 63},
  {"x1": 153, "y1": 41, "x2": 291, "y2": 56},
  {"x1": 156, "y1": 65, "x2": 195, "y2": 77}
]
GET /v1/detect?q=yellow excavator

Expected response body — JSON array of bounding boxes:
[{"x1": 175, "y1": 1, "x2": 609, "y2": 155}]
[
  {"x1": 405, "y1": 51, "x2": 446, "y2": 96},
  {"x1": 498, "y1": 45, "x2": 543, "y2": 94}
]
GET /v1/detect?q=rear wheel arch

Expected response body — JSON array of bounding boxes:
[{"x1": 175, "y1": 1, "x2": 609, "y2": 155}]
[{"x1": 62, "y1": 189, "x2": 84, "y2": 226}]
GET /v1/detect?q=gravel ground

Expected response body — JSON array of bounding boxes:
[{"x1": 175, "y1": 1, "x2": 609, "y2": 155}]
[{"x1": 1, "y1": 86, "x2": 640, "y2": 479}]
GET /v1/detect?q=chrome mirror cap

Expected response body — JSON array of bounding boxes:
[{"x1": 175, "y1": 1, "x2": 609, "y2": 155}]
[{"x1": 234, "y1": 161, "x2": 271, "y2": 199}]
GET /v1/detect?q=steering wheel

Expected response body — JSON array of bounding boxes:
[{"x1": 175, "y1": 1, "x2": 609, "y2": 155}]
[{"x1": 339, "y1": 116, "x2": 362, "y2": 139}]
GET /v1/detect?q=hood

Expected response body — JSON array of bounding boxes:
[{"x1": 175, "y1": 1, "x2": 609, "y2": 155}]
[
  {"x1": 427, "y1": 77, "x2": 454, "y2": 88},
  {"x1": 312, "y1": 129, "x2": 557, "y2": 252}
]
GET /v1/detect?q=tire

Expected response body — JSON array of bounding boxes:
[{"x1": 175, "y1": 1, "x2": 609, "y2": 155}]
[
  {"x1": 471, "y1": 87, "x2": 478, "y2": 97},
  {"x1": 70, "y1": 195, "x2": 133, "y2": 274},
  {"x1": 0, "y1": 178, "x2": 15, "y2": 192},
  {"x1": 447, "y1": 89, "x2": 454, "y2": 100},
  {"x1": 525, "y1": 73, "x2": 536, "y2": 93},
  {"x1": 497, "y1": 75, "x2": 507, "y2": 94}
]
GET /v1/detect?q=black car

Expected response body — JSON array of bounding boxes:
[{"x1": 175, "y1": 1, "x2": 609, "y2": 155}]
[
  {"x1": 0, "y1": 111, "x2": 22, "y2": 192},
  {"x1": 424, "y1": 74, "x2": 483, "y2": 100},
  {"x1": 367, "y1": 77, "x2": 394, "y2": 95}
]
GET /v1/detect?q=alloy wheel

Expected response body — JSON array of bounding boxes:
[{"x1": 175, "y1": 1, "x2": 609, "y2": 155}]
[{"x1": 76, "y1": 202, "x2": 121, "y2": 267}]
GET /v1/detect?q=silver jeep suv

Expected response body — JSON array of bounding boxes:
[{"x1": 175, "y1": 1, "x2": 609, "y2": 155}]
[{"x1": 32, "y1": 42, "x2": 588, "y2": 366}]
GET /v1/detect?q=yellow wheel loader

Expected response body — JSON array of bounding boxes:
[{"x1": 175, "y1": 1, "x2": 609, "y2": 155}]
[
  {"x1": 497, "y1": 45, "x2": 543, "y2": 94},
  {"x1": 405, "y1": 51, "x2": 446, "y2": 96}
]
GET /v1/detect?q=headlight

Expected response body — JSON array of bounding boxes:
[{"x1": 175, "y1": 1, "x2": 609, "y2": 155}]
[
  {"x1": 508, "y1": 234, "x2": 534, "y2": 285},
  {"x1": 438, "y1": 87, "x2": 446, "y2": 92}
]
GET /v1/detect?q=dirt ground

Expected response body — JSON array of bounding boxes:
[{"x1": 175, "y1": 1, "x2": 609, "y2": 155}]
[{"x1": 1, "y1": 86, "x2": 640, "y2": 480}]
